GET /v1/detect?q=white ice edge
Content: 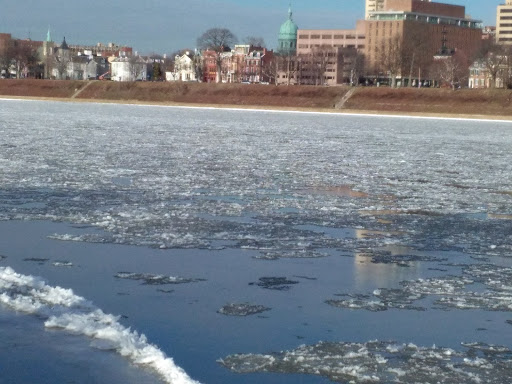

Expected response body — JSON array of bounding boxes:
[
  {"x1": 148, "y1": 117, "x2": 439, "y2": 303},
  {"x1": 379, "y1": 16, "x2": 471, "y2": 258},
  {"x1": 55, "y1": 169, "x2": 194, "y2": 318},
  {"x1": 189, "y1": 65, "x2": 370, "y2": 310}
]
[
  {"x1": 0, "y1": 266, "x2": 200, "y2": 384},
  {"x1": 1, "y1": 97, "x2": 511, "y2": 123}
]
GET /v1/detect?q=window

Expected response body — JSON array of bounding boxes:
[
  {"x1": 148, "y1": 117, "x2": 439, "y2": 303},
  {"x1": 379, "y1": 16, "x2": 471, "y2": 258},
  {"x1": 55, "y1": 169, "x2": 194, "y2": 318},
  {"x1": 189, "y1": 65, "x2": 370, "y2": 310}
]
[
  {"x1": 311, "y1": 35, "x2": 321, "y2": 39},
  {"x1": 322, "y1": 35, "x2": 332, "y2": 39}
]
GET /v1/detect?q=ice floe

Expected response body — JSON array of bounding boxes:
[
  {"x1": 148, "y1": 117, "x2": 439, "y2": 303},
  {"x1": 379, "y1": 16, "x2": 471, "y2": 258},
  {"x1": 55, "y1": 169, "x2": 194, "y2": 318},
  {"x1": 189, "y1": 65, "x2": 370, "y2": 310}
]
[
  {"x1": 115, "y1": 272, "x2": 206, "y2": 285},
  {"x1": 0, "y1": 266, "x2": 200, "y2": 384},
  {"x1": 217, "y1": 303, "x2": 271, "y2": 316},
  {"x1": 327, "y1": 264, "x2": 512, "y2": 313},
  {"x1": 220, "y1": 340, "x2": 512, "y2": 383},
  {"x1": 253, "y1": 250, "x2": 329, "y2": 260},
  {"x1": 52, "y1": 261, "x2": 74, "y2": 267},
  {"x1": 249, "y1": 277, "x2": 299, "y2": 291}
]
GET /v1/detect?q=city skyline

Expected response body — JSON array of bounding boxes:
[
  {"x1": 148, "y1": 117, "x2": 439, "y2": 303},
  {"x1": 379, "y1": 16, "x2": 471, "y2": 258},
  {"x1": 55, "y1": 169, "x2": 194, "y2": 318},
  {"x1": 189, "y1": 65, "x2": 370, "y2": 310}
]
[{"x1": 0, "y1": 0, "x2": 503, "y2": 54}]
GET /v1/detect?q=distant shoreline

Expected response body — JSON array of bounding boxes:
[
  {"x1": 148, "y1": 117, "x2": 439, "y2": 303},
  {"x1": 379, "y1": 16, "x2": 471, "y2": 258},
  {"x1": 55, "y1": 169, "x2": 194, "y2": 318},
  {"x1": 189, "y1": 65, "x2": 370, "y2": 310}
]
[
  {"x1": 2, "y1": 95, "x2": 512, "y2": 123},
  {"x1": 1, "y1": 79, "x2": 512, "y2": 122}
]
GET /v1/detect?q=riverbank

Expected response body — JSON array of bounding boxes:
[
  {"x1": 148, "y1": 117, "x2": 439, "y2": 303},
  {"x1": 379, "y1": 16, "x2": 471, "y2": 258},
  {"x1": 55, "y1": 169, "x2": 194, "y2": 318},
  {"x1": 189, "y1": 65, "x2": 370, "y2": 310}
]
[{"x1": 1, "y1": 79, "x2": 512, "y2": 120}]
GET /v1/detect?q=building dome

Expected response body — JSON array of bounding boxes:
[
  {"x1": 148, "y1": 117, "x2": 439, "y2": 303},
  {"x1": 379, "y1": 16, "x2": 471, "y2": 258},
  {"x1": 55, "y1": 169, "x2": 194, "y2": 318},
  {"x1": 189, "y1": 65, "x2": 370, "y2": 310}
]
[
  {"x1": 279, "y1": 10, "x2": 298, "y2": 38},
  {"x1": 278, "y1": 6, "x2": 298, "y2": 55}
]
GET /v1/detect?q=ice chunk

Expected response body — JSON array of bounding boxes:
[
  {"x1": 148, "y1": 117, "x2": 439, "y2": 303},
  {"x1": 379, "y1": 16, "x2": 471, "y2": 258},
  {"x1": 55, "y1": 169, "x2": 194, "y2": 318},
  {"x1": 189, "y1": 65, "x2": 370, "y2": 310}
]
[
  {"x1": 217, "y1": 303, "x2": 271, "y2": 316},
  {"x1": 249, "y1": 277, "x2": 299, "y2": 291},
  {"x1": 115, "y1": 272, "x2": 206, "y2": 285},
  {"x1": 220, "y1": 340, "x2": 512, "y2": 383}
]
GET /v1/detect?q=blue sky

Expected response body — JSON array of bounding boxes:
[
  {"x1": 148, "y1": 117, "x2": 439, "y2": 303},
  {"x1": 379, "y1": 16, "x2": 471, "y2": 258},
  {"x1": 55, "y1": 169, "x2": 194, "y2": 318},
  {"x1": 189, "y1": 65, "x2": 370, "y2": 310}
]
[{"x1": 0, "y1": 0, "x2": 502, "y2": 55}]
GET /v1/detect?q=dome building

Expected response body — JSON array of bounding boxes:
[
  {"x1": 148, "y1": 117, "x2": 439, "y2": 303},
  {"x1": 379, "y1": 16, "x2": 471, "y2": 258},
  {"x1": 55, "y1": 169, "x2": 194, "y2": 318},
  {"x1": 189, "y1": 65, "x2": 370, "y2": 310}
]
[{"x1": 278, "y1": 6, "x2": 298, "y2": 55}]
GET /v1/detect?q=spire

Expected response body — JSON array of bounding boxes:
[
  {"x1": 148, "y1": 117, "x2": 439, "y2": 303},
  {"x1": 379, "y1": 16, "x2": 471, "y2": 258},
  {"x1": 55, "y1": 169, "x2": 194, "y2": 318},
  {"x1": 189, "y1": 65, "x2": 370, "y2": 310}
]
[
  {"x1": 288, "y1": 3, "x2": 293, "y2": 20},
  {"x1": 46, "y1": 26, "x2": 52, "y2": 43},
  {"x1": 61, "y1": 36, "x2": 69, "y2": 50}
]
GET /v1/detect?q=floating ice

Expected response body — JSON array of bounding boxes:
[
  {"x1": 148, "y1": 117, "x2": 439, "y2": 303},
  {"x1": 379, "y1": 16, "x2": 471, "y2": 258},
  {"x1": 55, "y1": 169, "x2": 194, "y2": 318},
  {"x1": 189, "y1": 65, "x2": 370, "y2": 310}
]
[
  {"x1": 52, "y1": 261, "x2": 74, "y2": 267},
  {"x1": 0, "y1": 266, "x2": 200, "y2": 384},
  {"x1": 327, "y1": 265, "x2": 512, "y2": 314},
  {"x1": 217, "y1": 303, "x2": 271, "y2": 316},
  {"x1": 356, "y1": 250, "x2": 447, "y2": 267},
  {"x1": 220, "y1": 340, "x2": 512, "y2": 383},
  {"x1": 254, "y1": 250, "x2": 329, "y2": 260},
  {"x1": 249, "y1": 277, "x2": 299, "y2": 291},
  {"x1": 115, "y1": 272, "x2": 206, "y2": 285},
  {"x1": 1, "y1": 103, "x2": 512, "y2": 260},
  {"x1": 23, "y1": 257, "x2": 50, "y2": 263}
]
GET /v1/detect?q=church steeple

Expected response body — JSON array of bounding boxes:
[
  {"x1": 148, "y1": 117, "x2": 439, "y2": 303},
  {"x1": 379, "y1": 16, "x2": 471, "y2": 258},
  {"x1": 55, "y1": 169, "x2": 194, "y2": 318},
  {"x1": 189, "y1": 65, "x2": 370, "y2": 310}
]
[
  {"x1": 60, "y1": 36, "x2": 69, "y2": 50},
  {"x1": 46, "y1": 27, "x2": 52, "y2": 43}
]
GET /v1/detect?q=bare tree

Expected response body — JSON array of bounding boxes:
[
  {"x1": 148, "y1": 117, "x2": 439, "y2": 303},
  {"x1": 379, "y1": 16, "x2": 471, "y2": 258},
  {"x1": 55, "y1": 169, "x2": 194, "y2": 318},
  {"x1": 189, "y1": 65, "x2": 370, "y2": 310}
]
[
  {"x1": 298, "y1": 47, "x2": 330, "y2": 86},
  {"x1": 401, "y1": 27, "x2": 433, "y2": 87},
  {"x1": 54, "y1": 55, "x2": 70, "y2": 79},
  {"x1": 262, "y1": 55, "x2": 278, "y2": 84},
  {"x1": 478, "y1": 42, "x2": 508, "y2": 88},
  {"x1": 244, "y1": 36, "x2": 265, "y2": 48},
  {"x1": 345, "y1": 49, "x2": 365, "y2": 86},
  {"x1": 274, "y1": 51, "x2": 300, "y2": 86},
  {"x1": 430, "y1": 50, "x2": 469, "y2": 90},
  {"x1": 10, "y1": 44, "x2": 39, "y2": 79},
  {"x1": 197, "y1": 28, "x2": 237, "y2": 82},
  {"x1": 129, "y1": 55, "x2": 146, "y2": 81},
  {"x1": 0, "y1": 46, "x2": 14, "y2": 77},
  {"x1": 377, "y1": 34, "x2": 403, "y2": 88}
]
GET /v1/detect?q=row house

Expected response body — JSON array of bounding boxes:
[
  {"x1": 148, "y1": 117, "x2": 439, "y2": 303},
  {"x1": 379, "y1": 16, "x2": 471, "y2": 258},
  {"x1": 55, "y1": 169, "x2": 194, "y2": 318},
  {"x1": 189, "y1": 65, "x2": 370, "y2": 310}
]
[
  {"x1": 241, "y1": 48, "x2": 274, "y2": 83},
  {"x1": 200, "y1": 45, "x2": 274, "y2": 84},
  {"x1": 166, "y1": 51, "x2": 198, "y2": 82},
  {"x1": 468, "y1": 56, "x2": 511, "y2": 89},
  {"x1": 53, "y1": 56, "x2": 109, "y2": 80},
  {"x1": 110, "y1": 56, "x2": 148, "y2": 82},
  {"x1": 50, "y1": 38, "x2": 110, "y2": 80},
  {"x1": 202, "y1": 50, "x2": 218, "y2": 83}
]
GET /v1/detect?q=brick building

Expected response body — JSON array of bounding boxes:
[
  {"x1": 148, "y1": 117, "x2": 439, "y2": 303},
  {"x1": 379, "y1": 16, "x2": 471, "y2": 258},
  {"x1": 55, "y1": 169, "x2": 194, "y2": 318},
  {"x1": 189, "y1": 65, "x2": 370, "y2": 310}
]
[{"x1": 365, "y1": 0, "x2": 482, "y2": 82}]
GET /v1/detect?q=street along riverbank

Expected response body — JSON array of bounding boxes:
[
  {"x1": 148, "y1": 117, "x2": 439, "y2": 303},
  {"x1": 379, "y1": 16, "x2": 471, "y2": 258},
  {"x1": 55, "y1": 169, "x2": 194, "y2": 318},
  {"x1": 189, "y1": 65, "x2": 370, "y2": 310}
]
[{"x1": 1, "y1": 79, "x2": 512, "y2": 119}]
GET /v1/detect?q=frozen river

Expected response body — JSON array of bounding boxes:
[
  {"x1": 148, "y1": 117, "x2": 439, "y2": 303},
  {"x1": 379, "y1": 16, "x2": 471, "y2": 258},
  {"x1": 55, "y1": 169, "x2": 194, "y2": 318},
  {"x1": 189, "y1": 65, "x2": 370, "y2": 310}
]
[{"x1": 1, "y1": 99, "x2": 512, "y2": 383}]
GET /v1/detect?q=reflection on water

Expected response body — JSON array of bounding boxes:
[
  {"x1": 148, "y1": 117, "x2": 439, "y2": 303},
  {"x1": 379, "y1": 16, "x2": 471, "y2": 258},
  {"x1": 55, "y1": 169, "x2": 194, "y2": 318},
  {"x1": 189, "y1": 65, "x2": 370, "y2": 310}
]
[{"x1": 353, "y1": 251, "x2": 422, "y2": 290}]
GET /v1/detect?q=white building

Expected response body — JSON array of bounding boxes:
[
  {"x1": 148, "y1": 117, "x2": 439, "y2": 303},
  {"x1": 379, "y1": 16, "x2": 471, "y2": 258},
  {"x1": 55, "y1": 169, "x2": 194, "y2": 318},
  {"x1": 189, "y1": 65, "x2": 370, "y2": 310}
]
[
  {"x1": 365, "y1": 0, "x2": 385, "y2": 19},
  {"x1": 365, "y1": 0, "x2": 432, "y2": 19},
  {"x1": 497, "y1": 0, "x2": 512, "y2": 44},
  {"x1": 111, "y1": 56, "x2": 147, "y2": 82},
  {"x1": 166, "y1": 52, "x2": 197, "y2": 82}
]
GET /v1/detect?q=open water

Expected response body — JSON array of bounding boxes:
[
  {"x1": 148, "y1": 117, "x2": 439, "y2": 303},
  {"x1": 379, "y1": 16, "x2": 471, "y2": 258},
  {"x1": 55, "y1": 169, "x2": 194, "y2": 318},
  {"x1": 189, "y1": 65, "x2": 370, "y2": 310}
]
[{"x1": 1, "y1": 99, "x2": 512, "y2": 383}]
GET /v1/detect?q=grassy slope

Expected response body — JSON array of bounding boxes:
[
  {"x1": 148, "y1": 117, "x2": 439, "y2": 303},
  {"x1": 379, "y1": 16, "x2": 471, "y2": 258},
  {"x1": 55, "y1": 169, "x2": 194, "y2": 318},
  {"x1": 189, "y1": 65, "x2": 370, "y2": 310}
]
[
  {"x1": 345, "y1": 87, "x2": 512, "y2": 116},
  {"x1": 1, "y1": 79, "x2": 512, "y2": 117}
]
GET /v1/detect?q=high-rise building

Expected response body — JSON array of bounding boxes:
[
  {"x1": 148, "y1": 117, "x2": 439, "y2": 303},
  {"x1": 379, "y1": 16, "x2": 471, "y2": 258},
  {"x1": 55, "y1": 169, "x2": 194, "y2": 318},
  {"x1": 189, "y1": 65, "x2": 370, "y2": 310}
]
[
  {"x1": 365, "y1": 0, "x2": 385, "y2": 19},
  {"x1": 364, "y1": 0, "x2": 482, "y2": 80},
  {"x1": 496, "y1": 0, "x2": 512, "y2": 44},
  {"x1": 365, "y1": 0, "x2": 432, "y2": 19}
]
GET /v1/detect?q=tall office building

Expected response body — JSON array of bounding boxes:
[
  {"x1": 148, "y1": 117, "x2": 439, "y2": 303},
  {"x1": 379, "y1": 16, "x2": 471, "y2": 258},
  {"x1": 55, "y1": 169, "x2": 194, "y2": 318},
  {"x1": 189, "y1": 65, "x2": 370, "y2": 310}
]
[
  {"x1": 496, "y1": 0, "x2": 512, "y2": 44},
  {"x1": 365, "y1": 0, "x2": 433, "y2": 19},
  {"x1": 365, "y1": 0, "x2": 385, "y2": 19},
  {"x1": 365, "y1": 0, "x2": 482, "y2": 76}
]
